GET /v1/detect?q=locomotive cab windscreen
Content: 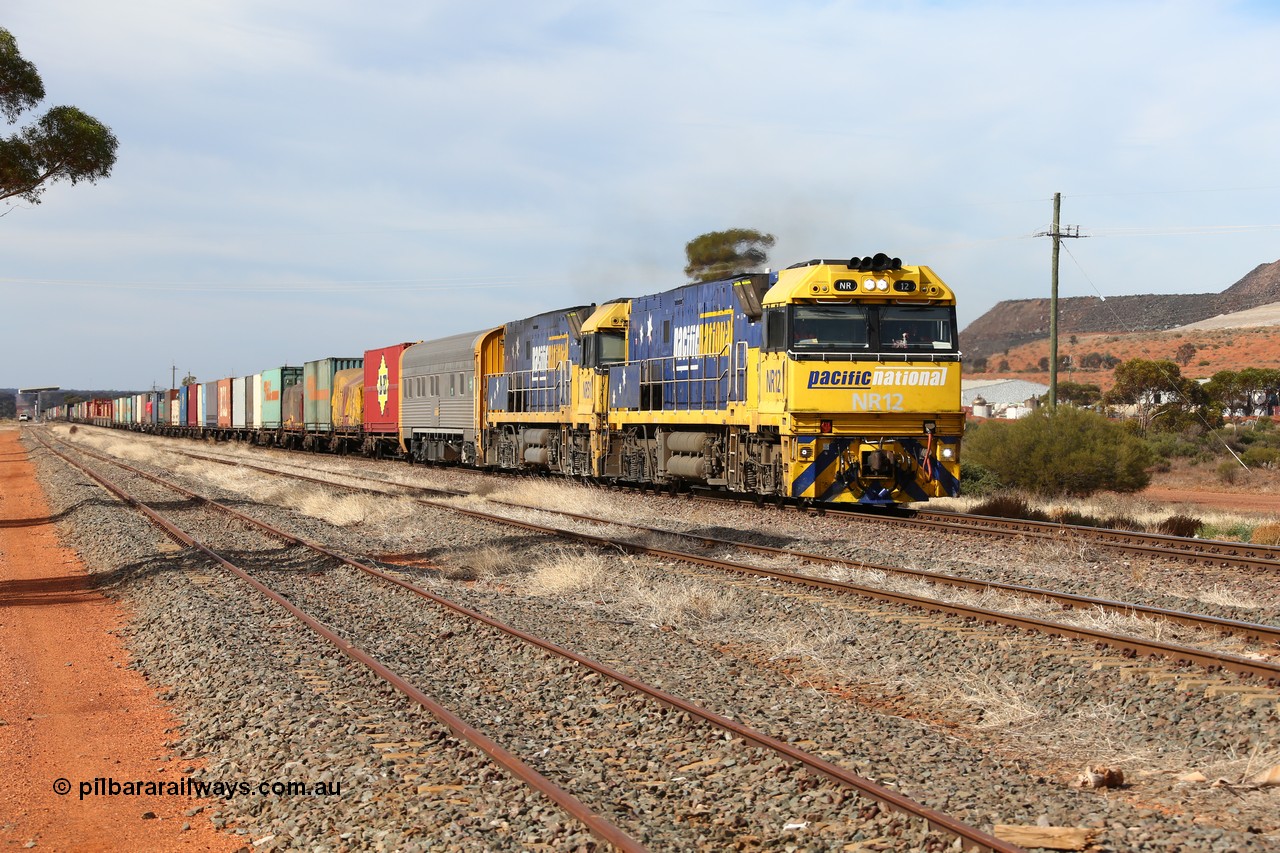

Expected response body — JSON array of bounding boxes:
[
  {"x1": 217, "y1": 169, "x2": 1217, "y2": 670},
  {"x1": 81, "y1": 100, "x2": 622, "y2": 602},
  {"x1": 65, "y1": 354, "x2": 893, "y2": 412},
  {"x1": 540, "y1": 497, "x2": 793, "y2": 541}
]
[
  {"x1": 772, "y1": 303, "x2": 958, "y2": 355},
  {"x1": 583, "y1": 329, "x2": 626, "y2": 370}
]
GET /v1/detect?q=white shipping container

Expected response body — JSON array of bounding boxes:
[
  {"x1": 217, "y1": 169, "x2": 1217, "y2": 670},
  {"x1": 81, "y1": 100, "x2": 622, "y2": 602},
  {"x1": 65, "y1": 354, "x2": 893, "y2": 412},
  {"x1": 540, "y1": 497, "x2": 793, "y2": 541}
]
[
  {"x1": 232, "y1": 376, "x2": 247, "y2": 429},
  {"x1": 252, "y1": 373, "x2": 264, "y2": 430}
]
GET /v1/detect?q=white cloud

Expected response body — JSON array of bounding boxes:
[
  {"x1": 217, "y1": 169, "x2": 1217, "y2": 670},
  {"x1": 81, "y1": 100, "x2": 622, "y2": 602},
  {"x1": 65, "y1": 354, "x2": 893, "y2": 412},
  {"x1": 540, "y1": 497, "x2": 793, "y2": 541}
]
[{"x1": 4, "y1": 0, "x2": 1280, "y2": 386}]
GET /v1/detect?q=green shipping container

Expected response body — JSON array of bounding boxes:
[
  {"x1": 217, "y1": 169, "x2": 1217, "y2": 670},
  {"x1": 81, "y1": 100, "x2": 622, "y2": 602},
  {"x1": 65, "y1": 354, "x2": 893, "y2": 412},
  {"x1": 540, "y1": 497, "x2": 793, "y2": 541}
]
[{"x1": 260, "y1": 366, "x2": 302, "y2": 430}]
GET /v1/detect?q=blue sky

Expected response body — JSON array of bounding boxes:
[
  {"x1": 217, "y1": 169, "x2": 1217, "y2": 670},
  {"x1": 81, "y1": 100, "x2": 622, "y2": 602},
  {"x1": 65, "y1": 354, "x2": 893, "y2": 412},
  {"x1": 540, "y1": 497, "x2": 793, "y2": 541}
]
[{"x1": 3, "y1": 1, "x2": 1279, "y2": 390}]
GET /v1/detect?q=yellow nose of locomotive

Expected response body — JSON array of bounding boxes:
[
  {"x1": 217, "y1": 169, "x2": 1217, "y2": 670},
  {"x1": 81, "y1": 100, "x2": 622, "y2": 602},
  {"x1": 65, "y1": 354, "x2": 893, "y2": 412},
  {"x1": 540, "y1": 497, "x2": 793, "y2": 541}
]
[{"x1": 786, "y1": 432, "x2": 959, "y2": 505}]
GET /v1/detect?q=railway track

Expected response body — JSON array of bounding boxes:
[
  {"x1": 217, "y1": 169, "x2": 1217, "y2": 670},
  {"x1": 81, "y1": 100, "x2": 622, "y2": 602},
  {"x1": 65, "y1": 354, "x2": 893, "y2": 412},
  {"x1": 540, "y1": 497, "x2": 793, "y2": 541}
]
[
  {"x1": 71, "y1": 422, "x2": 1280, "y2": 571},
  {"x1": 56, "y1": 429, "x2": 1280, "y2": 682},
  {"x1": 37, "y1": 429, "x2": 1018, "y2": 852},
  {"x1": 685, "y1": 485, "x2": 1280, "y2": 571}
]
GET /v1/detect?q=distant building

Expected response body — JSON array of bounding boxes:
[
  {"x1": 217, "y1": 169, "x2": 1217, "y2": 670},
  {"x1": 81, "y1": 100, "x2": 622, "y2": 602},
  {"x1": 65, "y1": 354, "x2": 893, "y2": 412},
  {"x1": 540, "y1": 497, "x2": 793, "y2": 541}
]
[{"x1": 962, "y1": 379, "x2": 1049, "y2": 419}]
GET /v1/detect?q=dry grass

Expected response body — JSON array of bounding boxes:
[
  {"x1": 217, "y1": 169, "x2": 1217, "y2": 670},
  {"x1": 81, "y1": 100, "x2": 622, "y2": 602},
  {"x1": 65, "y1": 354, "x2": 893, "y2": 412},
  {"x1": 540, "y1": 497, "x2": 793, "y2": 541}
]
[
  {"x1": 1192, "y1": 746, "x2": 1280, "y2": 785},
  {"x1": 750, "y1": 615, "x2": 865, "y2": 669},
  {"x1": 952, "y1": 675, "x2": 1045, "y2": 730},
  {"x1": 447, "y1": 545, "x2": 523, "y2": 581},
  {"x1": 1249, "y1": 522, "x2": 1280, "y2": 545},
  {"x1": 932, "y1": 488, "x2": 1268, "y2": 538},
  {"x1": 179, "y1": 460, "x2": 415, "y2": 527},
  {"x1": 1067, "y1": 606, "x2": 1179, "y2": 644},
  {"x1": 1189, "y1": 583, "x2": 1280, "y2": 612},
  {"x1": 622, "y1": 574, "x2": 743, "y2": 626},
  {"x1": 524, "y1": 547, "x2": 609, "y2": 594},
  {"x1": 487, "y1": 478, "x2": 609, "y2": 517}
]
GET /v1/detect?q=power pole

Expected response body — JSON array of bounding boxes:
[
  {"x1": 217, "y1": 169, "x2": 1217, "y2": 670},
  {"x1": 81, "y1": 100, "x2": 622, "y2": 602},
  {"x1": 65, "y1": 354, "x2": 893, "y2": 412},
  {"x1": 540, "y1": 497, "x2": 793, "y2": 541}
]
[
  {"x1": 171, "y1": 364, "x2": 177, "y2": 390},
  {"x1": 1034, "y1": 193, "x2": 1084, "y2": 408}
]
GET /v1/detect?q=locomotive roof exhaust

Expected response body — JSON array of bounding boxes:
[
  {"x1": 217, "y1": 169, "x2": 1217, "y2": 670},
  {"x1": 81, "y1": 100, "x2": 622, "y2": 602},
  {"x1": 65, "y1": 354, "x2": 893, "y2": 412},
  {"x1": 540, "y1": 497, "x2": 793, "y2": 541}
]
[{"x1": 847, "y1": 254, "x2": 902, "y2": 272}]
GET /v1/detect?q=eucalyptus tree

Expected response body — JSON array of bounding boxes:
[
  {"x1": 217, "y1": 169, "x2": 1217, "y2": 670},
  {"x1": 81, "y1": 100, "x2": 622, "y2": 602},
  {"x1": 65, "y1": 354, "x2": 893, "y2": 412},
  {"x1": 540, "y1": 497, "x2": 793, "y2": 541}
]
[{"x1": 1, "y1": 27, "x2": 118, "y2": 206}]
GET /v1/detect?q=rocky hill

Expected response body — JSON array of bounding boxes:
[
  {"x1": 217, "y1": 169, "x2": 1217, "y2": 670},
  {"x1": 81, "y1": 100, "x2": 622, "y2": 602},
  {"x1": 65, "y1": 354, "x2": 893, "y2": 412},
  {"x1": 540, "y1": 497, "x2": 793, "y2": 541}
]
[{"x1": 960, "y1": 259, "x2": 1280, "y2": 360}]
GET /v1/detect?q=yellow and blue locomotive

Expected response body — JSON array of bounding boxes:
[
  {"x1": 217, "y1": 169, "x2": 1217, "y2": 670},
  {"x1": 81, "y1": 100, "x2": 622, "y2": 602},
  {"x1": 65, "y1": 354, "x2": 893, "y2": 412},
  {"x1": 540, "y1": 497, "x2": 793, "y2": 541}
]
[{"x1": 477, "y1": 254, "x2": 961, "y2": 505}]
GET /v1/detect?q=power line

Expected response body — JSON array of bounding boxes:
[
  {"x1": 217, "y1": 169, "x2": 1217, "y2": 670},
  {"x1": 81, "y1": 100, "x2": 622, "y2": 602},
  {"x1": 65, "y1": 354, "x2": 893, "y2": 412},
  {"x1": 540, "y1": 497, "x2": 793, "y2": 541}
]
[
  {"x1": 1054, "y1": 238, "x2": 1248, "y2": 469},
  {"x1": 1032, "y1": 193, "x2": 1086, "y2": 409}
]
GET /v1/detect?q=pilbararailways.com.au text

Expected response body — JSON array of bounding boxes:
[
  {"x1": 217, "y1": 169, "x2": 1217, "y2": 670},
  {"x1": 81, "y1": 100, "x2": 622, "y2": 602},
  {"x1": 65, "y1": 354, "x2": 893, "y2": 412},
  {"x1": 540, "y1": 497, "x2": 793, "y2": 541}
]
[{"x1": 68, "y1": 777, "x2": 343, "y2": 801}]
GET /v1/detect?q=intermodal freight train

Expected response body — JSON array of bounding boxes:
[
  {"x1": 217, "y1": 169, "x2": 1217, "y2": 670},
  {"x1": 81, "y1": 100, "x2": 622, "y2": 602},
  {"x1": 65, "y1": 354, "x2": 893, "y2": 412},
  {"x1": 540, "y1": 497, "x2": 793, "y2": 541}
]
[{"x1": 57, "y1": 255, "x2": 962, "y2": 505}]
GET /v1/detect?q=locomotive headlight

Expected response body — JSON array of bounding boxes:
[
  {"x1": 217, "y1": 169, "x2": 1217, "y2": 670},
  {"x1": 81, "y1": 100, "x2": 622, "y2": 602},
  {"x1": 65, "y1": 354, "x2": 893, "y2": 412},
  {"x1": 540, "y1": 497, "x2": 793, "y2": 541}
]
[
  {"x1": 863, "y1": 278, "x2": 875, "y2": 290},
  {"x1": 940, "y1": 447, "x2": 955, "y2": 460},
  {"x1": 799, "y1": 446, "x2": 813, "y2": 459},
  {"x1": 876, "y1": 279, "x2": 889, "y2": 291}
]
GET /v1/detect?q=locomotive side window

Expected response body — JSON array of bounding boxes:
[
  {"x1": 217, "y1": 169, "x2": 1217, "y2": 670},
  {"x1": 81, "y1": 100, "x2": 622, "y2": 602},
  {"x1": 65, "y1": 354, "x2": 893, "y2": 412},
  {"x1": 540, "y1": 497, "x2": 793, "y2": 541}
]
[
  {"x1": 877, "y1": 305, "x2": 956, "y2": 352},
  {"x1": 789, "y1": 305, "x2": 871, "y2": 351},
  {"x1": 763, "y1": 307, "x2": 786, "y2": 351}
]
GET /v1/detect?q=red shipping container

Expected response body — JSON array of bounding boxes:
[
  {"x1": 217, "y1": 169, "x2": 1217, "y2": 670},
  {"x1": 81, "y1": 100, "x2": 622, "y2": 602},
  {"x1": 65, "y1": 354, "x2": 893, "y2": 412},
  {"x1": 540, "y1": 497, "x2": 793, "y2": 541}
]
[{"x1": 363, "y1": 342, "x2": 418, "y2": 435}]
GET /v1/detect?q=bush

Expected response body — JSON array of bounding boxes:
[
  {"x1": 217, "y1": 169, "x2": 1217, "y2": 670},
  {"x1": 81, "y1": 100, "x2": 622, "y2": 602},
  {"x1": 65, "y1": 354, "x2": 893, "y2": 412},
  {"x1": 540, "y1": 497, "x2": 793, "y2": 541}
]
[
  {"x1": 959, "y1": 461, "x2": 1002, "y2": 497},
  {"x1": 963, "y1": 407, "x2": 1154, "y2": 497},
  {"x1": 1098, "y1": 515, "x2": 1141, "y2": 532},
  {"x1": 1250, "y1": 522, "x2": 1280, "y2": 545},
  {"x1": 1155, "y1": 515, "x2": 1202, "y2": 538},
  {"x1": 968, "y1": 495, "x2": 1049, "y2": 521},
  {"x1": 1242, "y1": 446, "x2": 1280, "y2": 469},
  {"x1": 1200, "y1": 521, "x2": 1252, "y2": 542},
  {"x1": 1217, "y1": 460, "x2": 1240, "y2": 484},
  {"x1": 1145, "y1": 432, "x2": 1200, "y2": 461}
]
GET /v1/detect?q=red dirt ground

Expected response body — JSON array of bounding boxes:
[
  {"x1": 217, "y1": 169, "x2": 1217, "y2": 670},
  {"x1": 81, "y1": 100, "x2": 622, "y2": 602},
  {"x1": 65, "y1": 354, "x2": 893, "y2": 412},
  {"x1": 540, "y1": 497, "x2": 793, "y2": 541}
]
[
  {"x1": 1140, "y1": 486, "x2": 1280, "y2": 515},
  {"x1": 0, "y1": 427, "x2": 240, "y2": 852}
]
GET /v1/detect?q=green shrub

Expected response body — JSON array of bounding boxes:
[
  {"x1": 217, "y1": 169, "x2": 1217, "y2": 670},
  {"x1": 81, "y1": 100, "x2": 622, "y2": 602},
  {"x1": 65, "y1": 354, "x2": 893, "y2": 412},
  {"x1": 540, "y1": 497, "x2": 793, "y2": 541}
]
[
  {"x1": 1217, "y1": 460, "x2": 1240, "y2": 484},
  {"x1": 963, "y1": 407, "x2": 1154, "y2": 497},
  {"x1": 1199, "y1": 522, "x2": 1252, "y2": 542},
  {"x1": 1242, "y1": 446, "x2": 1280, "y2": 469},
  {"x1": 959, "y1": 461, "x2": 1002, "y2": 497},
  {"x1": 1145, "y1": 432, "x2": 1200, "y2": 461}
]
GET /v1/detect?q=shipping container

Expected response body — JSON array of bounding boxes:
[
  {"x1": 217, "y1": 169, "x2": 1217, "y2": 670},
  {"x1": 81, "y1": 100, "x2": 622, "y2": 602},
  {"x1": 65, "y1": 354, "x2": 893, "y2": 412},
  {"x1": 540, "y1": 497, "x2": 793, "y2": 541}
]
[
  {"x1": 260, "y1": 367, "x2": 303, "y2": 430},
  {"x1": 168, "y1": 389, "x2": 181, "y2": 426},
  {"x1": 363, "y1": 342, "x2": 418, "y2": 437},
  {"x1": 217, "y1": 379, "x2": 233, "y2": 429},
  {"x1": 282, "y1": 382, "x2": 305, "y2": 433},
  {"x1": 332, "y1": 368, "x2": 364, "y2": 431},
  {"x1": 202, "y1": 382, "x2": 218, "y2": 428},
  {"x1": 178, "y1": 386, "x2": 190, "y2": 428},
  {"x1": 303, "y1": 357, "x2": 362, "y2": 433},
  {"x1": 253, "y1": 371, "x2": 266, "y2": 427},
  {"x1": 243, "y1": 375, "x2": 256, "y2": 430},
  {"x1": 187, "y1": 384, "x2": 201, "y2": 427},
  {"x1": 232, "y1": 376, "x2": 247, "y2": 429}
]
